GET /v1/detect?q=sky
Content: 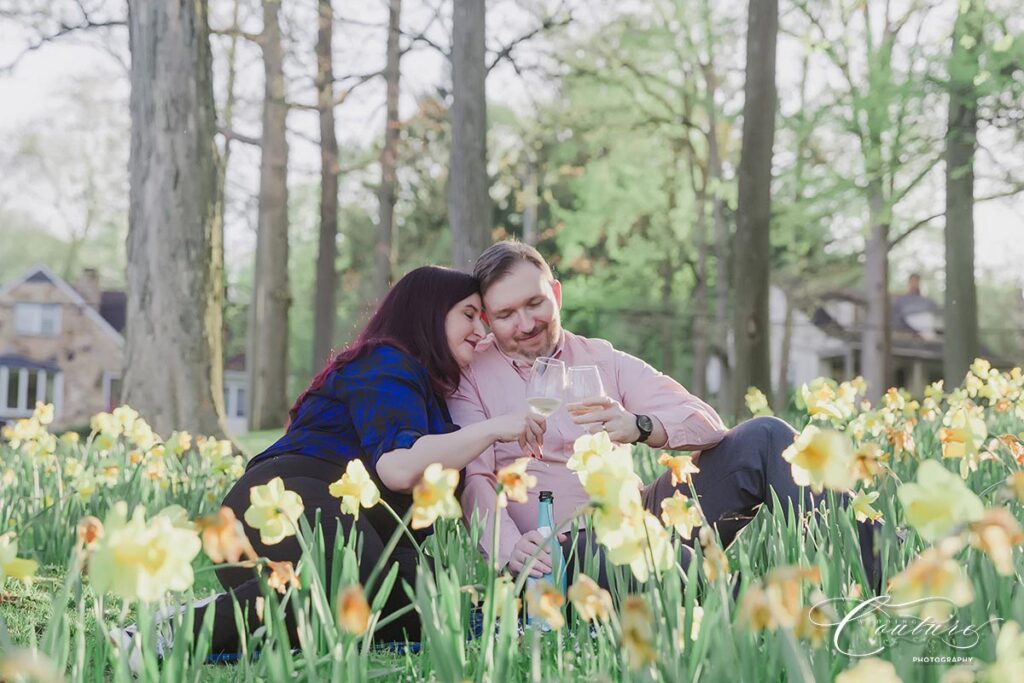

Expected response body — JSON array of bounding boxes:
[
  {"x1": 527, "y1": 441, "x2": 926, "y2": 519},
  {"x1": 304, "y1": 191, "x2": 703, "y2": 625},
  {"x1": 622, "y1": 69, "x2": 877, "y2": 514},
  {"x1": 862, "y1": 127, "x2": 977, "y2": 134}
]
[{"x1": 0, "y1": 0, "x2": 1022, "y2": 292}]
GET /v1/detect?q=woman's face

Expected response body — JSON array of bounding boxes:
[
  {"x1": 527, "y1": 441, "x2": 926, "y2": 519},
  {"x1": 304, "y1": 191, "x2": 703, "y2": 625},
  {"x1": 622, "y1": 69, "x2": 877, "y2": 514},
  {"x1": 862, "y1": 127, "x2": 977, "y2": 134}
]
[{"x1": 445, "y1": 293, "x2": 486, "y2": 368}]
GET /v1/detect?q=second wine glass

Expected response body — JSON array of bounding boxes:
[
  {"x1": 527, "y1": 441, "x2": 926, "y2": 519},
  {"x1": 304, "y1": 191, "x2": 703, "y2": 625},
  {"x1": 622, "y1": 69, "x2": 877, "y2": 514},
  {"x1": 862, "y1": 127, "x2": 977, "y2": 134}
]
[
  {"x1": 526, "y1": 357, "x2": 566, "y2": 417},
  {"x1": 566, "y1": 365, "x2": 606, "y2": 416}
]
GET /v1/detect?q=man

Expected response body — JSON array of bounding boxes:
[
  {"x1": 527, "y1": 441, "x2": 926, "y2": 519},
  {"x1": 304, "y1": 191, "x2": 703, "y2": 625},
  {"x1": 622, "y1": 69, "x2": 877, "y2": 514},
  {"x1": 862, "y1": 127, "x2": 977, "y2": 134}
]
[{"x1": 449, "y1": 241, "x2": 875, "y2": 582}]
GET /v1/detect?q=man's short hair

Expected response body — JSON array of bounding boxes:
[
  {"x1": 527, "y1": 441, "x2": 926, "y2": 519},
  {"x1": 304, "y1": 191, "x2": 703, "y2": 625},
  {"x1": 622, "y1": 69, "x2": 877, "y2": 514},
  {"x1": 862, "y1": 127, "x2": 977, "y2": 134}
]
[{"x1": 473, "y1": 240, "x2": 554, "y2": 295}]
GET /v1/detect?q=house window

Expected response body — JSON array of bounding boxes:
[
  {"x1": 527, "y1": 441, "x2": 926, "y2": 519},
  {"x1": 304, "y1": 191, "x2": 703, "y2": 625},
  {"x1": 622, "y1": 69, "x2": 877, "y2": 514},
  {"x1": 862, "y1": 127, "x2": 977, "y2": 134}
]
[
  {"x1": 14, "y1": 303, "x2": 62, "y2": 337},
  {"x1": 0, "y1": 366, "x2": 62, "y2": 418}
]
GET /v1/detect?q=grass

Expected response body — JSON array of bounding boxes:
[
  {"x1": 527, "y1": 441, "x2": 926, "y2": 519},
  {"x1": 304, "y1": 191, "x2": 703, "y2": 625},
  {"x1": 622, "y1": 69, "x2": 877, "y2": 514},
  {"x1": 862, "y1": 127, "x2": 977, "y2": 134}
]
[{"x1": 234, "y1": 429, "x2": 283, "y2": 458}]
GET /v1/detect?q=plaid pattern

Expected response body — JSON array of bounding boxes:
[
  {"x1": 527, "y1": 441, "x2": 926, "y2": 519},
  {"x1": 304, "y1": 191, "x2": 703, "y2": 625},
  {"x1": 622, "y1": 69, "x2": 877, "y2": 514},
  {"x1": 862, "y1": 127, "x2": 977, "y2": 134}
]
[{"x1": 251, "y1": 345, "x2": 457, "y2": 469}]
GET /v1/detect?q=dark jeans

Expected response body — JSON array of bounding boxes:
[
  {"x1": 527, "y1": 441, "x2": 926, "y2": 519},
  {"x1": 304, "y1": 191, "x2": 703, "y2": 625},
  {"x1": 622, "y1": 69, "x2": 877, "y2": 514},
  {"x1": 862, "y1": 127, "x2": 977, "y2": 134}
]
[
  {"x1": 562, "y1": 416, "x2": 879, "y2": 590},
  {"x1": 193, "y1": 454, "x2": 422, "y2": 653}
]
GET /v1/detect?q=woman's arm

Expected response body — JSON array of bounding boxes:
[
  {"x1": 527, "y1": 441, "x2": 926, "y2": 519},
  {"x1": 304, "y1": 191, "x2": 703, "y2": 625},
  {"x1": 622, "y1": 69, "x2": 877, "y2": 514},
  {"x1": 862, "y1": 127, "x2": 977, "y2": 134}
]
[{"x1": 376, "y1": 413, "x2": 540, "y2": 493}]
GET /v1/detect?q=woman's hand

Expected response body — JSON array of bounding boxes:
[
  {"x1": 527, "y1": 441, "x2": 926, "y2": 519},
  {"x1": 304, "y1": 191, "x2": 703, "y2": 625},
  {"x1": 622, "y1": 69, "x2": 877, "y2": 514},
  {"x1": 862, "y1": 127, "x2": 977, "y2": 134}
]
[{"x1": 486, "y1": 412, "x2": 547, "y2": 459}]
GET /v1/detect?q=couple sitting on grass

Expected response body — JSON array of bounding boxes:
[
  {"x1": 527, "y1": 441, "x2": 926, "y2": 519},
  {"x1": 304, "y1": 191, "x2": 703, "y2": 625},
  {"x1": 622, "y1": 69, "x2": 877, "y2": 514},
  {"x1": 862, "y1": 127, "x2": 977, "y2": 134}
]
[{"x1": 196, "y1": 240, "x2": 879, "y2": 653}]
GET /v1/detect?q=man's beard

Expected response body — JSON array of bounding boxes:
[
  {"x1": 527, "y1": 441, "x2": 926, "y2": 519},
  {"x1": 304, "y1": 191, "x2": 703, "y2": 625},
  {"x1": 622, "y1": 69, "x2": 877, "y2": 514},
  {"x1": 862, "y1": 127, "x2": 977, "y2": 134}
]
[{"x1": 507, "y1": 322, "x2": 560, "y2": 362}]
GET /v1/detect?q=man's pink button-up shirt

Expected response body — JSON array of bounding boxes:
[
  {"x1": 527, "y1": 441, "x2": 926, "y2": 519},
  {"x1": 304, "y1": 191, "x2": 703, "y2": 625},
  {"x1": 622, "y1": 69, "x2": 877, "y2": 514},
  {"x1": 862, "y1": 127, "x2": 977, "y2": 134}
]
[{"x1": 447, "y1": 330, "x2": 727, "y2": 569}]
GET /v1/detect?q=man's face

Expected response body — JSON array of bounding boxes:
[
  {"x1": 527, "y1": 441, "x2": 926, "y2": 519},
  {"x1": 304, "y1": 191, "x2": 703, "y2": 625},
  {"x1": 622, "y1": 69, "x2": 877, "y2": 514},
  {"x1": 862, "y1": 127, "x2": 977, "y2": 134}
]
[{"x1": 482, "y1": 261, "x2": 562, "y2": 363}]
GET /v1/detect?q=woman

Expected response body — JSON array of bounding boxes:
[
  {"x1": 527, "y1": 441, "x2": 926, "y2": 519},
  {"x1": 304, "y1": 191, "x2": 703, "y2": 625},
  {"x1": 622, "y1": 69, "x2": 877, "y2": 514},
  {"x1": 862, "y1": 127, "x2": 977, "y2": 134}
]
[{"x1": 197, "y1": 266, "x2": 543, "y2": 652}]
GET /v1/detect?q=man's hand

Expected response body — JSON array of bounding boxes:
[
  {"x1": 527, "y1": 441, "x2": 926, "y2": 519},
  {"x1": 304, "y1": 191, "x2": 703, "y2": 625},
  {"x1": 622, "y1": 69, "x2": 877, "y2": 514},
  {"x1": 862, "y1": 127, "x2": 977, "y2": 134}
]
[
  {"x1": 506, "y1": 529, "x2": 567, "y2": 578},
  {"x1": 567, "y1": 396, "x2": 641, "y2": 444}
]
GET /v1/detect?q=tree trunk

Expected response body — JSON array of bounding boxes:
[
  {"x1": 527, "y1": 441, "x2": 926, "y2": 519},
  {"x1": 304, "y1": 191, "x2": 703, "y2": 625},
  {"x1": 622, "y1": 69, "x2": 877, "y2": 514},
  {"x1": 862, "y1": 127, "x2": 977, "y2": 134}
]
[
  {"x1": 313, "y1": 0, "x2": 339, "y2": 371},
  {"x1": 775, "y1": 291, "x2": 793, "y2": 411},
  {"x1": 862, "y1": 186, "x2": 891, "y2": 398},
  {"x1": 522, "y1": 156, "x2": 538, "y2": 246},
  {"x1": 944, "y1": 7, "x2": 980, "y2": 384},
  {"x1": 248, "y1": 0, "x2": 290, "y2": 430},
  {"x1": 124, "y1": 0, "x2": 227, "y2": 437},
  {"x1": 376, "y1": 0, "x2": 402, "y2": 299},
  {"x1": 692, "y1": 183, "x2": 709, "y2": 396},
  {"x1": 731, "y1": 0, "x2": 777, "y2": 417},
  {"x1": 450, "y1": 0, "x2": 490, "y2": 271}
]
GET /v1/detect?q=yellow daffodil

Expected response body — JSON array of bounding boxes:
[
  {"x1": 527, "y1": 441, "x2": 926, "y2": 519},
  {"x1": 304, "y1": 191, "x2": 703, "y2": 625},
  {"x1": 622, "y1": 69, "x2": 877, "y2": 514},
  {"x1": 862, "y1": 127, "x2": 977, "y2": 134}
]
[
  {"x1": 337, "y1": 584, "x2": 371, "y2": 635},
  {"x1": 835, "y1": 657, "x2": 902, "y2": 683},
  {"x1": 495, "y1": 457, "x2": 537, "y2": 508},
  {"x1": 33, "y1": 402, "x2": 54, "y2": 426},
  {"x1": 939, "y1": 405, "x2": 988, "y2": 460},
  {"x1": 566, "y1": 431, "x2": 615, "y2": 472},
  {"x1": 0, "y1": 648, "x2": 62, "y2": 683},
  {"x1": 699, "y1": 527, "x2": 730, "y2": 581},
  {"x1": 897, "y1": 460, "x2": 984, "y2": 542},
  {"x1": 887, "y1": 544, "x2": 974, "y2": 621},
  {"x1": 0, "y1": 532, "x2": 38, "y2": 582},
  {"x1": 76, "y1": 516, "x2": 104, "y2": 550},
  {"x1": 266, "y1": 560, "x2": 300, "y2": 594},
  {"x1": 744, "y1": 387, "x2": 773, "y2": 416},
  {"x1": 88, "y1": 502, "x2": 201, "y2": 602},
  {"x1": 851, "y1": 442, "x2": 886, "y2": 485},
  {"x1": 851, "y1": 490, "x2": 883, "y2": 523},
  {"x1": 793, "y1": 590, "x2": 835, "y2": 648},
  {"x1": 198, "y1": 507, "x2": 256, "y2": 564},
  {"x1": 981, "y1": 620, "x2": 1024, "y2": 683},
  {"x1": 620, "y1": 596, "x2": 657, "y2": 670},
  {"x1": 658, "y1": 453, "x2": 700, "y2": 487},
  {"x1": 781, "y1": 425, "x2": 855, "y2": 493},
  {"x1": 527, "y1": 580, "x2": 565, "y2": 629},
  {"x1": 411, "y1": 463, "x2": 461, "y2": 530},
  {"x1": 968, "y1": 507, "x2": 1024, "y2": 576},
  {"x1": 166, "y1": 430, "x2": 192, "y2": 455},
  {"x1": 660, "y1": 491, "x2": 703, "y2": 540},
  {"x1": 488, "y1": 574, "x2": 520, "y2": 620},
  {"x1": 567, "y1": 574, "x2": 612, "y2": 623},
  {"x1": 243, "y1": 477, "x2": 305, "y2": 545},
  {"x1": 1006, "y1": 472, "x2": 1024, "y2": 503},
  {"x1": 602, "y1": 510, "x2": 674, "y2": 582},
  {"x1": 738, "y1": 584, "x2": 774, "y2": 631},
  {"x1": 328, "y1": 459, "x2": 381, "y2": 519}
]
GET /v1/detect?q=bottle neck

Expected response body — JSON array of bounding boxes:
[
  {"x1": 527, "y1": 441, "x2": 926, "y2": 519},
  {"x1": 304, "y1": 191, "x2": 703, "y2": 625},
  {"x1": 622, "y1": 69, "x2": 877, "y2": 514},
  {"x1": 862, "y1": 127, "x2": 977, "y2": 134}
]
[{"x1": 538, "y1": 499, "x2": 554, "y2": 530}]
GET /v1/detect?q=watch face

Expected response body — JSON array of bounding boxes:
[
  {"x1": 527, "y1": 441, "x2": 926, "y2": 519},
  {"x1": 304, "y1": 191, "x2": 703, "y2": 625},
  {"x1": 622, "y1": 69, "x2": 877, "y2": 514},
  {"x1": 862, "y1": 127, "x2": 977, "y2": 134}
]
[{"x1": 637, "y1": 414, "x2": 653, "y2": 433}]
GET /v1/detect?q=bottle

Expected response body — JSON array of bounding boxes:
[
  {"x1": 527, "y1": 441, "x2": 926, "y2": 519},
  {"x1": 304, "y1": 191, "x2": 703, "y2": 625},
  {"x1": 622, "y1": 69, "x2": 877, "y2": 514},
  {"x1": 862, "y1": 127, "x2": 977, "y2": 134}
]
[{"x1": 526, "y1": 490, "x2": 566, "y2": 630}]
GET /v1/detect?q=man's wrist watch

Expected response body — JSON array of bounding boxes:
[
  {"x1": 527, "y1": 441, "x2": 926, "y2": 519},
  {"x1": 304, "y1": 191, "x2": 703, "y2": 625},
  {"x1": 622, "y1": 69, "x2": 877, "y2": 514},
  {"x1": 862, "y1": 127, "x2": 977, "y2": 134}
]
[{"x1": 633, "y1": 414, "x2": 653, "y2": 444}]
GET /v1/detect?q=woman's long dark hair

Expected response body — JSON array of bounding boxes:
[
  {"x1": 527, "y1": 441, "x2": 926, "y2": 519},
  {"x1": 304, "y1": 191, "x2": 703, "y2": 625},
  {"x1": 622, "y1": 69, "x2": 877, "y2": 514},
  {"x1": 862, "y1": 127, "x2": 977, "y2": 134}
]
[{"x1": 287, "y1": 266, "x2": 479, "y2": 427}]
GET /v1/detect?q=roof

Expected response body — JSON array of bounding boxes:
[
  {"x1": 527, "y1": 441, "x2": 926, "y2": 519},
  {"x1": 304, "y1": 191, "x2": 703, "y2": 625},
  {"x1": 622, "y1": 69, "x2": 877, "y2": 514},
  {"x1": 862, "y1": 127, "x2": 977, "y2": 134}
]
[
  {"x1": 0, "y1": 354, "x2": 61, "y2": 372},
  {"x1": 0, "y1": 265, "x2": 124, "y2": 347},
  {"x1": 98, "y1": 290, "x2": 127, "y2": 333}
]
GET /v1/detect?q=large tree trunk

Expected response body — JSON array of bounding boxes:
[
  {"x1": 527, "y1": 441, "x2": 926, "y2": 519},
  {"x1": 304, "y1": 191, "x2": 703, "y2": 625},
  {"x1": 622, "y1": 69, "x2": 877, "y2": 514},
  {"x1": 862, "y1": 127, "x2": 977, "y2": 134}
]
[
  {"x1": 449, "y1": 0, "x2": 490, "y2": 271},
  {"x1": 944, "y1": 7, "x2": 980, "y2": 384},
  {"x1": 731, "y1": 0, "x2": 777, "y2": 417},
  {"x1": 124, "y1": 0, "x2": 227, "y2": 437},
  {"x1": 861, "y1": 187, "x2": 891, "y2": 398},
  {"x1": 692, "y1": 182, "x2": 709, "y2": 396},
  {"x1": 312, "y1": 0, "x2": 339, "y2": 370},
  {"x1": 248, "y1": 0, "x2": 290, "y2": 430},
  {"x1": 375, "y1": 0, "x2": 402, "y2": 299}
]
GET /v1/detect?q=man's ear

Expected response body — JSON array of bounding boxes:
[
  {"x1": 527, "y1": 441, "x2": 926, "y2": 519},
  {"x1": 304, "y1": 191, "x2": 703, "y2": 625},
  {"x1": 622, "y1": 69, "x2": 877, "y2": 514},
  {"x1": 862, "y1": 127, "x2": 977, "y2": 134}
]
[{"x1": 552, "y1": 279, "x2": 563, "y2": 309}]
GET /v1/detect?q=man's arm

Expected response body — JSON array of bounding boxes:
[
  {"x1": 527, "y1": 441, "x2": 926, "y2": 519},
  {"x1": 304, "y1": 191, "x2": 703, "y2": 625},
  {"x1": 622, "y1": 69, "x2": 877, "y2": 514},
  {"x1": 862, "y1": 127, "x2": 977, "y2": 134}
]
[
  {"x1": 613, "y1": 346, "x2": 727, "y2": 451},
  {"x1": 448, "y1": 376, "x2": 524, "y2": 569}
]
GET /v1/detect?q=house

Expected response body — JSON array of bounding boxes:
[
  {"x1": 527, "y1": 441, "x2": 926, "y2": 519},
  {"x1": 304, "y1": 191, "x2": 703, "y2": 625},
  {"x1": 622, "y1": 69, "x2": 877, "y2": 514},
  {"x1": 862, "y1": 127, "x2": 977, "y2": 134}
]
[
  {"x1": 0, "y1": 265, "x2": 249, "y2": 434},
  {"x1": 767, "y1": 274, "x2": 1006, "y2": 396}
]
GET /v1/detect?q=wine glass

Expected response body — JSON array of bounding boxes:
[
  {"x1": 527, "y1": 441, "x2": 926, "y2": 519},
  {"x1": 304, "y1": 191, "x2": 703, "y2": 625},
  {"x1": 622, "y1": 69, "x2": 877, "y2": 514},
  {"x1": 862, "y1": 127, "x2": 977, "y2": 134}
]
[
  {"x1": 526, "y1": 357, "x2": 565, "y2": 417},
  {"x1": 567, "y1": 365, "x2": 606, "y2": 425}
]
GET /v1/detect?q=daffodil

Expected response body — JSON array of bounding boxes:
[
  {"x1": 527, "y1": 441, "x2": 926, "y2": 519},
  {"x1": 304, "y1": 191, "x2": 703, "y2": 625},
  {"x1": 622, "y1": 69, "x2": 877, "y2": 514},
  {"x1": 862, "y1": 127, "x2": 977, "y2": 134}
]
[
  {"x1": 1006, "y1": 471, "x2": 1024, "y2": 503},
  {"x1": 328, "y1": 459, "x2": 381, "y2": 518},
  {"x1": 835, "y1": 657, "x2": 902, "y2": 683},
  {"x1": 411, "y1": 463, "x2": 461, "y2": 530},
  {"x1": 567, "y1": 574, "x2": 612, "y2": 623},
  {"x1": 620, "y1": 596, "x2": 657, "y2": 670},
  {"x1": 267, "y1": 560, "x2": 300, "y2": 594},
  {"x1": 658, "y1": 453, "x2": 700, "y2": 487},
  {"x1": 851, "y1": 442, "x2": 886, "y2": 484},
  {"x1": 575, "y1": 440, "x2": 643, "y2": 509},
  {"x1": 699, "y1": 527, "x2": 730, "y2": 581},
  {"x1": 488, "y1": 574, "x2": 520, "y2": 620},
  {"x1": 660, "y1": 491, "x2": 703, "y2": 540},
  {"x1": 527, "y1": 580, "x2": 565, "y2": 629},
  {"x1": 793, "y1": 591, "x2": 835, "y2": 648},
  {"x1": 887, "y1": 544, "x2": 974, "y2": 621},
  {"x1": 0, "y1": 532, "x2": 38, "y2": 582},
  {"x1": 968, "y1": 507, "x2": 1024, "y2": 576},
  {"x1": 33, "y1": 402, "x2": 54, "y2": 426},
  {"x1": 244, "y1": 477, "x2": 305, "y2": 545},
  {"x1": 981, "y1": 620, "x2": 1024, "y2": 683},
  {"x1": 897, "y1": 460, "x2": 984, "y2": 542},
  {"x1": 566, "y1": 431, "x2": 615, "y2": 472},
  {"x1": 601, "y1": 509, "x2": 674, "y2": 582},
  {"x1": 495, "y1": 457, "x2": 537, "y2": 508},
  {"x1": 851, "y1": 490, "x2": 883, "y2": 523},
  {"x1": 76, "y1": 516, "x2": 104, "y2": 550},
  {"x1": 198, "y1": 507, "x2": 256, "y2": 564},
  {"x1": 744, "y1": 387, "x2": 773, "y2": 416},
  {"x1": 337, "y1": 584, "x2": 371, "y2": 635},
  {"x1": 939, "y1": 405, "x2": 988, "y2": 460},
  {"x1": 88, "y1": 502, "x2": 201, "y2": 602},
  {"x1": 781, "y1": 425, "x2": 855, "y2": 493}
]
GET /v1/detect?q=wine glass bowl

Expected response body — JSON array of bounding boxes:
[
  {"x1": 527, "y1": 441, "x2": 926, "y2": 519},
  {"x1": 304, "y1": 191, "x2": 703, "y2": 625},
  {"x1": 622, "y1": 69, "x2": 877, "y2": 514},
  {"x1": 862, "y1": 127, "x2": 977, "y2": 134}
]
[{"x1": 526, "y1": 357, "x2": 566, "y2": 417}]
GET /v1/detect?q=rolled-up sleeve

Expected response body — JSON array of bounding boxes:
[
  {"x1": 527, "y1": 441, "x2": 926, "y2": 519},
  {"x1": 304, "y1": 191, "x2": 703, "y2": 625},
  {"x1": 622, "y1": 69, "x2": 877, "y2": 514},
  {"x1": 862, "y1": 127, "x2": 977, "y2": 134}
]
[
  {"x1": 613, "y1": 347, "x2": 727, "y2": 451},
  {"x1": 448, "y1": 372, "x2": 524, "y2": 568},
  {"x1": 338, "y1": 355, "x2": 432, "y2": 463}
]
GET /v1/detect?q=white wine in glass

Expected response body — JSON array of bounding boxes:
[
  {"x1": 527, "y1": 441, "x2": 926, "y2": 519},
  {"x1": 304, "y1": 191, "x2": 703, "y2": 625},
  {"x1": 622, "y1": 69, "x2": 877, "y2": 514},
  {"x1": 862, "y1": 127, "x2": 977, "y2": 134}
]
[{"x1": 527, "y1": 357, "x2": 566, "y2": 417}]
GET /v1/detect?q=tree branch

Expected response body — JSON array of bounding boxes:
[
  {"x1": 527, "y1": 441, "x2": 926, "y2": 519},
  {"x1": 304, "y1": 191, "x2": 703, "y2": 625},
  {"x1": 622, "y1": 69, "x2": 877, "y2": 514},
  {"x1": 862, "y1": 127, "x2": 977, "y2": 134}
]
[
  {"x1": 486, "y1": 13, "x2": 572, "y2": 73},
  {"x1": 1, "y1": 19, "x2": 125, "y2": 73},
  {"x1": 218, "y1": 128, "x2": 261, "y2": 147}
]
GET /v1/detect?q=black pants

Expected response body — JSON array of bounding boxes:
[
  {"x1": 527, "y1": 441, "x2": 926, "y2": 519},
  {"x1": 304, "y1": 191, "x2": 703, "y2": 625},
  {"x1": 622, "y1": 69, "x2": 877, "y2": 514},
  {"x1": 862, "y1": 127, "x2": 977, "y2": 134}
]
[
  {"x1": 194, "y1": 454, "x2": 421, "y2": 653},
  {"x1": 562, "y1": 417, "x2": 880, "y2": 590}
]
